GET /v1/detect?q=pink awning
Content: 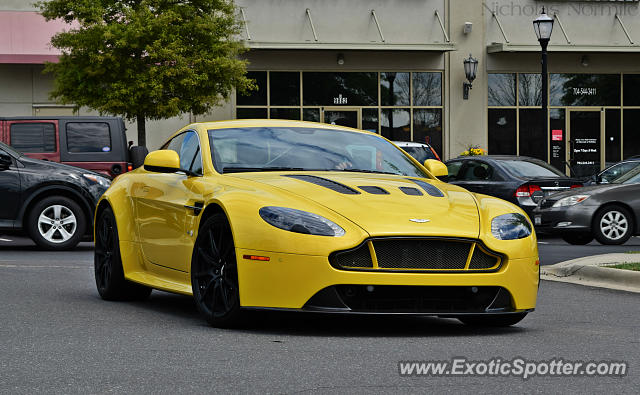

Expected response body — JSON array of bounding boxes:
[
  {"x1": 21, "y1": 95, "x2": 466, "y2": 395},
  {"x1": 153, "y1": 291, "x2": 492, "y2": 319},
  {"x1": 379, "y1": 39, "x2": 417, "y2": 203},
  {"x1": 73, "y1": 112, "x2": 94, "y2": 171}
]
[{"x1": 0, "y1": 11, "x2": 70, "y2": 64}]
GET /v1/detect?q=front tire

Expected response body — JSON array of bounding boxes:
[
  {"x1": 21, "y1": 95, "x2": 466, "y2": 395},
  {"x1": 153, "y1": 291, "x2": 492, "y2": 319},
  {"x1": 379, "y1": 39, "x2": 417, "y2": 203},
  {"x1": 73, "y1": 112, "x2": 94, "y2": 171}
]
[
  {"x1": 27, "y1": 196, "x2": 86, "y2": 250},
  {"x1": 593, "y1": 205, "x2": 634, "y2": 245},
  {"x1": 562, "y1": 233, "x2": 594, "y2": 245},
  {"x1": 94, "y1": 207, "x2": 151, "y2": 301},
  {"x1": 458, "y1": 312, "x2": 528, "y2": 327},
  {"x1": 191, "y1": 213, "x2": 243, "y2": 327}
]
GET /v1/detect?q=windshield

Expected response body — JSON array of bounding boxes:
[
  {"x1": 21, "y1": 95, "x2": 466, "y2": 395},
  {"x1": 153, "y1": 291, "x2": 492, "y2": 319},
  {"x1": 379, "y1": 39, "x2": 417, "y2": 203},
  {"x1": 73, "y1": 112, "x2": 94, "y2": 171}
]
[
  {"x1": 401, "y1": 146, "x2": 436, "y2": 163},
  {"x1": 208, "y1": 127, "x2": 429, "y2": 178},
  {"x1": 612, "y1": 165, "x2": 640, "y2": 184},
  {"x1": 498, "y1": 159, "x2": 565, "y2": 178},
  {"x1": 0, "y1": 141, "x2": 22, "y2": 157}
]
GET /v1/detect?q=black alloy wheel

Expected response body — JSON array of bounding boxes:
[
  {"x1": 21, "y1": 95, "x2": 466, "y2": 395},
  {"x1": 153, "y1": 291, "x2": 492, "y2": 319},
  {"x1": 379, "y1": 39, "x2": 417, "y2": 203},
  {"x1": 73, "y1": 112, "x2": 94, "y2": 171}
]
[
  {"x1": 94, "y1": 207, "x2": 152, "y2": 301},
  {"x1": 191, "y1": 213, "x2": 243, "y2": 327},
  {"x1": 458, "y1": 312, "x2": 528, "y2": 327}
]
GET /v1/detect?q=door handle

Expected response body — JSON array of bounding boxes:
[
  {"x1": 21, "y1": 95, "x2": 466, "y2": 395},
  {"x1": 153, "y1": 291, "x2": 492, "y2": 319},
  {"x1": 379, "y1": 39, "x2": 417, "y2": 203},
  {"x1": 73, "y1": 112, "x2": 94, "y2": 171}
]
[{"x1": 184, "y1": 202, "x2": 204, "y2": 215}]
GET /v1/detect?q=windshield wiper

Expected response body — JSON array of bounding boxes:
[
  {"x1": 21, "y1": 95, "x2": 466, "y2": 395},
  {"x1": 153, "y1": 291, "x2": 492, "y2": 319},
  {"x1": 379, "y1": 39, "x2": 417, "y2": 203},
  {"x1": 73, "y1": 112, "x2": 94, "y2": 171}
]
[
  {"x1": 223, "y1": 166, "x2": 307, "y2": 173},
  {"x1": 335, "y1": 168, "x2": 398, "y2": 175}
]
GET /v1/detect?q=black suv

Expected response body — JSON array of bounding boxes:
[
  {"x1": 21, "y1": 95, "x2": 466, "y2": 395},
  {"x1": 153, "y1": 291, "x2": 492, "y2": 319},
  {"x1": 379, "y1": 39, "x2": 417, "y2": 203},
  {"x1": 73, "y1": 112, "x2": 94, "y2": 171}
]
[{"x1": 0, "y1": 141, "x2": 110, "y2": 250}]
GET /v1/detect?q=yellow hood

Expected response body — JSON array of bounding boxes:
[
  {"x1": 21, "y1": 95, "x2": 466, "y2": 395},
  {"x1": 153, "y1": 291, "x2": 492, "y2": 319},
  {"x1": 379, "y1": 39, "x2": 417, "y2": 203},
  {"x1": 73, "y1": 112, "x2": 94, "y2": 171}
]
[{"x1": 228, "y1": 172, "x2": 480, "y2": 238}]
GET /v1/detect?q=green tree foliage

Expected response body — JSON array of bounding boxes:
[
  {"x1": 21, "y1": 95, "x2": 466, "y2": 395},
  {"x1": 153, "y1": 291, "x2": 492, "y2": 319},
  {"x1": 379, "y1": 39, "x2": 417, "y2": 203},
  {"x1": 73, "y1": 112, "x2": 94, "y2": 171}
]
[{"x1": 37, "y1": 0, "x2": 253, "y2": 146}]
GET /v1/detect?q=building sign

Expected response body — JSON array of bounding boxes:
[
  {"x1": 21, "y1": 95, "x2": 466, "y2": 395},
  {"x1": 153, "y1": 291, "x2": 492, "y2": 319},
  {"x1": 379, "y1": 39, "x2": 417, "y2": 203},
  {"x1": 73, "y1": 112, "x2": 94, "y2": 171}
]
[
  {"x1": 552, "y1": 129, "x2": 563, "y2": 141},
  {"x1": 333, "y1": 94, "x2": 348, "y2": 105}
]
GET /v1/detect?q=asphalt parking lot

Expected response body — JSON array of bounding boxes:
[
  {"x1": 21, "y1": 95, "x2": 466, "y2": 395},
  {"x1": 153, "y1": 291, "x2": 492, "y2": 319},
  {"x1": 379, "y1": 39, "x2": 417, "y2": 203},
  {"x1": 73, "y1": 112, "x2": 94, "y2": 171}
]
[{"x1": 0, "y1": 236, "x2": 638, "y2": 393}]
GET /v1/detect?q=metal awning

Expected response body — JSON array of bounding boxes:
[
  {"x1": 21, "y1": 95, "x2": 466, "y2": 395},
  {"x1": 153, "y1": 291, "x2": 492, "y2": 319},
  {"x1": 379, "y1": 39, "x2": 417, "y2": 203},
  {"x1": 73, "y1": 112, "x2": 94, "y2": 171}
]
[
  {"x1": 247, "y1": 42, "x2": 456, "y2": 51},
  {"x1": 487, "y1": 43, "x2": 640, "y2": 53}
]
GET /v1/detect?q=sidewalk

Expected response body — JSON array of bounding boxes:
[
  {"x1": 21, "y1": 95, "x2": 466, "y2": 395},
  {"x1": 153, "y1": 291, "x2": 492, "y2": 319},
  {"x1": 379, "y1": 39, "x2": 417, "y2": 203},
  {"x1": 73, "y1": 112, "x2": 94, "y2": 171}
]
[{"x1": 541, "y1": 253, "x2": 640, "y2": 293}]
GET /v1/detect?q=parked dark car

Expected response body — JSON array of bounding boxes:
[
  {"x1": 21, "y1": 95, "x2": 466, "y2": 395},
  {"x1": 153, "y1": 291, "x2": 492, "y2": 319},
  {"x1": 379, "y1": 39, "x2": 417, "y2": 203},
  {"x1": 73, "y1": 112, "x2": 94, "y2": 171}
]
[
  {"x1": 393, "y1": 141, "x2": 441, "y2": 162},
  {"x1": 583, "y1": 158, "x2": 640, "y2": 185},
  {"x1": 0, "y1": 141, "x2": 110, "y2": 250},
  {"x1": 444, "y1": 155, "x2": 583, "y2": 218},
  {"x1": 533, "y1": 165, "x2": 640, "y2": 245},
  {"x1": 0, "y1": 116, "x2": 148, "y2": 178}
]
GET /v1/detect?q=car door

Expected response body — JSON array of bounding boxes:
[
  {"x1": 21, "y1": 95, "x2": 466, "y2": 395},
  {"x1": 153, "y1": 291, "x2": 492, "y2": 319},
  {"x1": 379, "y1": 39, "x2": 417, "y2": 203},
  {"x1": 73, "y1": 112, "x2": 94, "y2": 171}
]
[
  {"x1": 448, "y1": 160, "x2": 496, "y2": 195},
  {"x1": 0, "y1": 146, "x2": 21, "y2": 228},
  {"x1": 134, "y1": 131, "x2": 205, "y2": 272}
]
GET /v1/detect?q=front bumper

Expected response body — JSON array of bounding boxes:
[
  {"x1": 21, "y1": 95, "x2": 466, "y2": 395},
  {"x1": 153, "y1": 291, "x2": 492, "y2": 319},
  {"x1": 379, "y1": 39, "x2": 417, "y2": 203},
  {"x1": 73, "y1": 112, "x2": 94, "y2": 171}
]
[
  {"x1": 532, "y1": 204, "x2": 598, "y2": 235},
  {"x1": 236, "y1": 248, "x2": 539, "y2": 313}
]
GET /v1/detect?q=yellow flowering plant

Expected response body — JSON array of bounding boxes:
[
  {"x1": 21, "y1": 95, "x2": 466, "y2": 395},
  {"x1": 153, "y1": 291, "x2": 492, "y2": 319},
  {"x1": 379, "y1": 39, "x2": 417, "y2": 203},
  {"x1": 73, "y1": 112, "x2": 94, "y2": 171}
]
[{"x1": 460, "y1": 145, "x2": 487, "y2": 156}]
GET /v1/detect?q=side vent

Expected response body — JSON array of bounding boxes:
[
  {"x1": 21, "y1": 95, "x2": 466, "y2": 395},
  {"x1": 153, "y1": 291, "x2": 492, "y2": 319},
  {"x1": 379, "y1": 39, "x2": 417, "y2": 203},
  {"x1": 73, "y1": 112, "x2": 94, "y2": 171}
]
[
  {"x1": 284, "y1": 175, "x2": 360, "y2": 194},
  {"x1": 406, "y1": 178, "x2": 445, "y2": 197},
  {"x1": 358, "y1": 186, "x2": 389, "y2": 195},
  {"x1": 399, "y1": 187, "x2": 423, "y2": 196}
]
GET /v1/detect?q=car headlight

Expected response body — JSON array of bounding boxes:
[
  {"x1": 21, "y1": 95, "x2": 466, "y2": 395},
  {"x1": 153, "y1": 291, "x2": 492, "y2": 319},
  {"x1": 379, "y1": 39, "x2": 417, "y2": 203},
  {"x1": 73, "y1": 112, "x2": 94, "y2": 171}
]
[
  {"x1": 491, "y1": 213, "x2": 532, "y2": 240},
  {"x1": 83, "y1": 173, "x2": 111, "y2": 188},
  {"x1": 552, "y1": 195, "x2": 590, "y2": 207},
  {"x1": 259, "y1": 206, "x2": 345, "y2": 237}
]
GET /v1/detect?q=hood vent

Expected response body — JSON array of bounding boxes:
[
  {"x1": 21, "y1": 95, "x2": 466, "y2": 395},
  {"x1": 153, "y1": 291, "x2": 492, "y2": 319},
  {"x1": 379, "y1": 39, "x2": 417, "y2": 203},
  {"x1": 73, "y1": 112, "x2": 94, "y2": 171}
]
[
  {"x1": 358, "y1": 186, "x2": 389, "y2": 195},
  {"x1": 399, "y1": 187, "x2": 423, "y2": 196},
  {"x1": 406, "y1": 178, "x2": 445, "y2": 197},
  {"x1": 284, "y1": 175, "x2": 360, "y2": 194}
]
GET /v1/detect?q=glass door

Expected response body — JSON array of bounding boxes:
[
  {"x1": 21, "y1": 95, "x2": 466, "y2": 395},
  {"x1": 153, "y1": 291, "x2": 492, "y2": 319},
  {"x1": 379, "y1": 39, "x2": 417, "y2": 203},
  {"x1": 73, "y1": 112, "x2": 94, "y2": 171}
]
[
  {"x1": 322, "y1": 108, "x2": 361, "y2": 129},
  {"x1": 568, "y1": 110, "x2": 602, "y2": 177}
]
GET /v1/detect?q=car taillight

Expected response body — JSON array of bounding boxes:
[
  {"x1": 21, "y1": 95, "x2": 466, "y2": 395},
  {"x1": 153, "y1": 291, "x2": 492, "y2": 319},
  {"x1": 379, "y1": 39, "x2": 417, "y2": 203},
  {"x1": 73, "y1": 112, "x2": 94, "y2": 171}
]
[
  {"x1": 127, "y1": 163, "x2": 133, "y2": 172},
  {"x1": 570, "y1": 184, "x2": 582, "y2": 188},
  {"x1": 514, "y1": 184, "x2": 541, "y2": 197}
]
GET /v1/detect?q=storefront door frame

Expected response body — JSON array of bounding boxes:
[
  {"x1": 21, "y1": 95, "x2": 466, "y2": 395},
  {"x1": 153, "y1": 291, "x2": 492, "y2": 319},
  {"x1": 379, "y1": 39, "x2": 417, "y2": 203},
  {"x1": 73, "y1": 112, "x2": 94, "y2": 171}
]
[
  {"x1": 321, "y1": 107, "x2": 362, "y2": 129},
  {"x1": 566, "y1": 107, "x2": 605, "y2": 176}
]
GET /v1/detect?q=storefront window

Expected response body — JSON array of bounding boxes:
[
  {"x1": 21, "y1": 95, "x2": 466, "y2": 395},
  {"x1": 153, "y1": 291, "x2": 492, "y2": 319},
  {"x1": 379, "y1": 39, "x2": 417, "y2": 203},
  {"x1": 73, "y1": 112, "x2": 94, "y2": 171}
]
[
  {"x1": 413, "y1": 72, "x2": 442, "y2": 106},
  {"x1": 413, "y1": 109, "x2": 442, "y2": 157},
  {"x1": 488, "y1": 74, "x2": 516, "y2": 106},
  {"x1": 236, "y1": 107, "x2": 267, "y2": 119},
  {"x1": 270, "y1": 108, "x2": 300, "y2": 120},
  {"x1": 606, "y1": 109, "x2": 621, "y2": 166},
  {"x1": 270, "y1": 72, "x2": 300, "y2": 106},
  {"x1": 488, "y1": 109, "x2": 516, "y2": 155},
  {"x1": 623, "y1": 109, "x2": 640, "y2": 159},
  {"x1": 550, "y1": 74, "x2": 620, "y2": 106},
  {"x1": 623, "y1": 75, "x2": 640, "y2": 106},
  {"x1": 381, "y1": 108, "x2": 410, "y2": 141},
  {"x1": 518, "y1": 74, "x2": 541, "y2": 106},
  {"x1": 303, "y1": 72, "x2": 377, "y2": 106},
  {"x1": 237, "y1": 71, "x2": 267, "y2": 105},
  {"x1": 381, "y1": 72, "x2": 410, "y2": 106},
  {"x1": 302, "y1": 108, "x2": 320, "y2": 122},
  {"x1": 362, "y1": 108, "x2": 379, "y2": 134},
  {"x1": 519, "y1": 109, "x2": 545, "y2": 161}
]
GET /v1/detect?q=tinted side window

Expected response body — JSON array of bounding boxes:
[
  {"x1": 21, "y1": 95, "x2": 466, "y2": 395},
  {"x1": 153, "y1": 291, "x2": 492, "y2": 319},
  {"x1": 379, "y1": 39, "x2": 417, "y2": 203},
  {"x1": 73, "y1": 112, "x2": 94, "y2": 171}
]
[
  {"x1": 458, "y1": 161, "x2": 493, "y2": 181},
  {"x1": 180, "y1": 132, "x2": 202, "y2": 174},
  {"x1": 10, "y1": 123, "x2": 56, "y2": 153},
  {"x1": 163, "y1": 134, "x2": 185, "y2": 154},
  {"x1": 446, "y1": 161, "x2": 464, "y2": 181},
  {"x1": 66, "y1": 122, "x2": 111, "y2": 153}
]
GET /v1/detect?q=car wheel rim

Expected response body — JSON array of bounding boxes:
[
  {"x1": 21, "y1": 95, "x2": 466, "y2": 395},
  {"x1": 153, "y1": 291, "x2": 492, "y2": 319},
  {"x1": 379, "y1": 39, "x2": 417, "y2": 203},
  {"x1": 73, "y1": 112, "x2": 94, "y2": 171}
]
[
  {"x1": 94, "y1": 214, "x2": 114, "y2": 290},
  {"x1": 193, "y1": 222, "x2": 238, "y2": 318},
  {"x1": 600, "y1": 210, "x2": 628, "y2": 241},
  {"x1": 37, "y1": 204, "x2": 77, "y2": 243}
]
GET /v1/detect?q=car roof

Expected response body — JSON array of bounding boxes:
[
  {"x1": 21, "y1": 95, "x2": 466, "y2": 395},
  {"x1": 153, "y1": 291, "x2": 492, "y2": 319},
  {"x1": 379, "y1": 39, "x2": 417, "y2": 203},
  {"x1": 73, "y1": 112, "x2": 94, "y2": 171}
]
[
  {"x1": 449, "y1": 155, "x2": 540, "y2": 161},
  {"x1": 190, "y1": 119, "x2": 378, "y2": 136}
]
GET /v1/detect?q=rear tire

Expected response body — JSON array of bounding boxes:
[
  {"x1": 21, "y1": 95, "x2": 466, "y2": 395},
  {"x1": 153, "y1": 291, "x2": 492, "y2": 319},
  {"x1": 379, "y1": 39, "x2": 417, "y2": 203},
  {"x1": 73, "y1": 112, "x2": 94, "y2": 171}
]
[
  {"x1": 94, "y1": 207, "x2": 151, "y2": 301},
  {"x1": 191, "y1": 213, "x2": 243, "y2": 327},
  {"x1": 562, "y1": 233, "x2": 594, "y2": 245},
  {"x1": 593, "y1": 205, "x2": 634, "y2": 245},
  {"x1": 458, "y1": 312, "x2": 527, "y2": 327},
  {"x1": 129, "y1": 146, "x2": 149, "y2": 169},
  {"x1": 27, "y1": 196, "x2": 86, "y2": 251}
]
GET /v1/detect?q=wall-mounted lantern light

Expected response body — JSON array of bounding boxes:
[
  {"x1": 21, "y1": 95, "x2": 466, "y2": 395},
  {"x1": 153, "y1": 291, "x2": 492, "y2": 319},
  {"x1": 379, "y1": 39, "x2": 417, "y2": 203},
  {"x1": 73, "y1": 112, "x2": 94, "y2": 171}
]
[{"x1": 463, "y1": 54, "x2": 478, "y2": 100}]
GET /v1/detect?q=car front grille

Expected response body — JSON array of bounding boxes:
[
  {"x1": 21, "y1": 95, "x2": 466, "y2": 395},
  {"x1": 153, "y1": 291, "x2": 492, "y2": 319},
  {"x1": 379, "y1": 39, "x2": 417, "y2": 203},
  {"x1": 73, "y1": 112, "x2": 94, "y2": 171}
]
[{"x1": 330, "y1": 238, "x2": 502, "y2": 272}]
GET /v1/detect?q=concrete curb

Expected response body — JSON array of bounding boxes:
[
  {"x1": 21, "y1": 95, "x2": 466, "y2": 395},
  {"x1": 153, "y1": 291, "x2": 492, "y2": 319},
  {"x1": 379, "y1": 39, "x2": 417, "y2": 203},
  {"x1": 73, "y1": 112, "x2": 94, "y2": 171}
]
[{"x1": 541, "y1": 253, "x2": 640, "y2": 293}]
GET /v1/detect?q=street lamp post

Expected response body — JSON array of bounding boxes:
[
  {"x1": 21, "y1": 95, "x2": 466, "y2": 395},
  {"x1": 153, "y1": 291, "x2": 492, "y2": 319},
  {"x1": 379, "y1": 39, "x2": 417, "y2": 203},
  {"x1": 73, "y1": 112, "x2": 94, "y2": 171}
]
[{"x1": 533, "y1": 8, "x2": 554, "y2": 161}]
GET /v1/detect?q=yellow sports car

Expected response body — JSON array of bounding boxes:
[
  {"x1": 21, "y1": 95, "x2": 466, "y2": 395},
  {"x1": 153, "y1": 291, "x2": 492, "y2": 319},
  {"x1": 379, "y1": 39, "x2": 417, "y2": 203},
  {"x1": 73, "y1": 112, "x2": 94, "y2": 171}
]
[{"x1": 94, "y1": 120, "x2": 539, "y2": 327}]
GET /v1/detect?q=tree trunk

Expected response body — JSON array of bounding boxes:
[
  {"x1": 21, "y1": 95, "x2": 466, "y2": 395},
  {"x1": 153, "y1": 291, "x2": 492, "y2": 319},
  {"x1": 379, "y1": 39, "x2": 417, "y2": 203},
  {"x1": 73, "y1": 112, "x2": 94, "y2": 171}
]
[{"x1": 137, "y1": 114, "x2": 146, "y2": 147}]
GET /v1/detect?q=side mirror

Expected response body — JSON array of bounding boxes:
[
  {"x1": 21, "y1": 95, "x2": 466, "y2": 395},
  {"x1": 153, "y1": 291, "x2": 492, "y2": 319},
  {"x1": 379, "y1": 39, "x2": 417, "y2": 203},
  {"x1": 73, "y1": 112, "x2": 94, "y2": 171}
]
[
  {"x1": 424, "y1": 159, "x2": 448, "y2": 178},
  {"x1": 143, "y1": 150, "x2": 180, "y2": 173},
  {"x1": 595, "y1": 174, "x2": 603, "y2": 184},
  {"x1": 0, "y1": 153, "x2": 12, "y2": 170}
]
